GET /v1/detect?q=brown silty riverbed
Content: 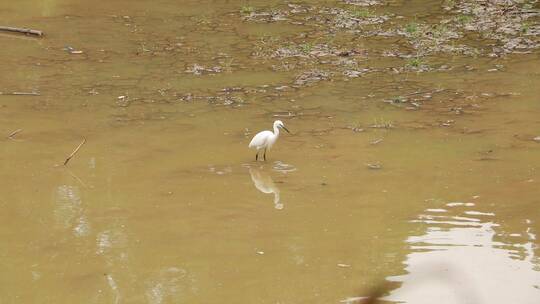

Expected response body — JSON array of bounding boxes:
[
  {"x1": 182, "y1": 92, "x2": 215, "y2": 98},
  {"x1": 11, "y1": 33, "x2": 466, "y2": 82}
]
[{"x1": 1, "y1": 0, "x2": 539, "y2": 303}]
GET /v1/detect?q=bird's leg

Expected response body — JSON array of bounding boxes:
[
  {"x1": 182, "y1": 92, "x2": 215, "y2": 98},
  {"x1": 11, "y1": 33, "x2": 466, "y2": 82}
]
[
  {"x1": 256, "y1": 151, "x2": 259, "y2": 161},
  {"x1": 263, "y1": 148, "x2": 267, "y2": 161}
]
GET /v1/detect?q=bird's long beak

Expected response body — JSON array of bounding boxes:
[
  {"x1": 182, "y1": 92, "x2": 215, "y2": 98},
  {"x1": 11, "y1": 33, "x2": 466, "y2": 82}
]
[{"x1": 281, "y1": 126, "x2": 290, "y2": 133}]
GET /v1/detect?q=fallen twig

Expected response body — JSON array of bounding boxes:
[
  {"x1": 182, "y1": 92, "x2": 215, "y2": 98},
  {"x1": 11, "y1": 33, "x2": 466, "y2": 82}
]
[
  {"x1": 0, "y1": 26, "x2": 43, "y2": 37},
  {"x1": 0, "y1": 91, "x2": 40, "y2": 96},
  {"x1": 12, "y1": 91, "x2": 40, "y2": 96},
  {"x1": 64, "y1": 138, "x2": 86, "y2": 166},
  {"x1": 7, "y1": 129, "x2": 22, "y2": 139}
]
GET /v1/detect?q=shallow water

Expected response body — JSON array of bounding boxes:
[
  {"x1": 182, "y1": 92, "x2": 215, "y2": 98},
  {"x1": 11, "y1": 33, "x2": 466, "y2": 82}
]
[{"x1": 1, "y1": 0, "x2": 539, "y2": 303}]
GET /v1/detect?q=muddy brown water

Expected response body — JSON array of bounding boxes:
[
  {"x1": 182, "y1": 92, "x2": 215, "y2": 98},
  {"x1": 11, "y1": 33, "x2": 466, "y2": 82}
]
[{"x1": 1, "y1": 0, "x2": 539, "y2": 303}]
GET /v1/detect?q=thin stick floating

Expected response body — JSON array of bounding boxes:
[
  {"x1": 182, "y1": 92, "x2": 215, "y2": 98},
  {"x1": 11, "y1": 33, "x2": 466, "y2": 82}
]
[
  {"x1": 64, "y1": 138, "x2": 86, "y2": 166},
  {"x1": 0, "y1": 26, "x2": 43, "y2": 37},
  {"x1": 0, "y1": 91, "x2": 40, "y2": 96},
  {"x1": 12, "y1": 91, "x2": 40, "y2": 96},
  {"x1": 7, "y1": 129, "x2": 22, "y2": 139}
]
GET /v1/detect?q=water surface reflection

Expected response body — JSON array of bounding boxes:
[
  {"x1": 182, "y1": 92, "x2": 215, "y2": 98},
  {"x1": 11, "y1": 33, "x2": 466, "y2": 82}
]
[
  {"x1": 386, "y1": 202, "x2": 540, "y2": 304},
  {"x1": 249, "y1": 167, "x2": 282, "y2": 210},
  {"x1": 54, "y1": 184, "x2": 90, "y2": 237}
]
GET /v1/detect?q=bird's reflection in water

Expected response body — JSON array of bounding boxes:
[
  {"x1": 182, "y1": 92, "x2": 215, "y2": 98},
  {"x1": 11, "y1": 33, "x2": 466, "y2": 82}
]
[{"x1": 249, "y1": 167, "x2": 283, "y2": 210}]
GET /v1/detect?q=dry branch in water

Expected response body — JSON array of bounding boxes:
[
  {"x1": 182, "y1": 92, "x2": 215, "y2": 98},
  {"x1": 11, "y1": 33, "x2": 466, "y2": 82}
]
[
  {"x1": 0, "y1": 26, "x2": 43, "y2": 37},
  {"x1": 0, "y1": 91, "x2": 40, "y2": 96},
  {"x1": 7, "y1": 129, "x2": 22, "y2": 139},
  {"x1": 64, "y1": 138, "x2": 87, "y2": 166}
]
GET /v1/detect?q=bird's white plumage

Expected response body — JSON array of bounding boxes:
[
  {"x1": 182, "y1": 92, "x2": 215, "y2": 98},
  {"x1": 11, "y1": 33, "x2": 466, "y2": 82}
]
[
  {"x1": 249, "y1": 130, "x2": 275, "y2": 150},
  {"x1": 248, "y1": 120, "x2": 289, "y2": 161},
  {"x1": 248, "y1": 120, "x2": 286, "y2": 151}
]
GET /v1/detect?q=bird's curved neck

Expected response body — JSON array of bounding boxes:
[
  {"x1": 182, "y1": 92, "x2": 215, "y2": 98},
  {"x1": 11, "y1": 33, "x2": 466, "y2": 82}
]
[{"x1": 273, "y1": 124, "x2": 280, "y2": 136}]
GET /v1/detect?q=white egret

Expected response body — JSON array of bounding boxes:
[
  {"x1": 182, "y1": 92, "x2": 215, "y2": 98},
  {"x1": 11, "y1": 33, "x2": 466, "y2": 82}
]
[{"x1": 248, "y1": 120, "x2": 290, "y2": 161}]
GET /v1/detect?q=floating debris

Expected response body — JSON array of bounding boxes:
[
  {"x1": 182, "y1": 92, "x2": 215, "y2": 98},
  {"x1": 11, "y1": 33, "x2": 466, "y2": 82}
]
[
  {"x1": 465, "y1": 211, "x2": 495, "y2": 217},
  {"x1": 294, "y1": 70, "x2": 329, "y2": 86},
  {"x1": 186, "y1": 63, "x2": 222, "y2": 75},
  {"x1": 344, "y1": 0, "x2": 381, "y2": 6},
  {"x1": 343, "y1": 68, "x2": 370, "y2": 77},
  {"x1": 446, "y1": 202, "x2": 475, "y2": 207},
  {"x1": 64, "y1": 46, "x2": 84, "y2": 54},
  {"x1": 0, "y1": 91, "x2": 40, "y2": 96},
  {"x1": 7, "y1": 129, "x2": 22, "y2": 139},
  {"x1": 366, "y1": 163, "x2": 382, "y2": 170},
  {"x1": 64, "y1": 138, "x2": 87, "y2": 166},
  {"x1": 426, "y1": 208, "x2": 447, "y2": 213}
]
